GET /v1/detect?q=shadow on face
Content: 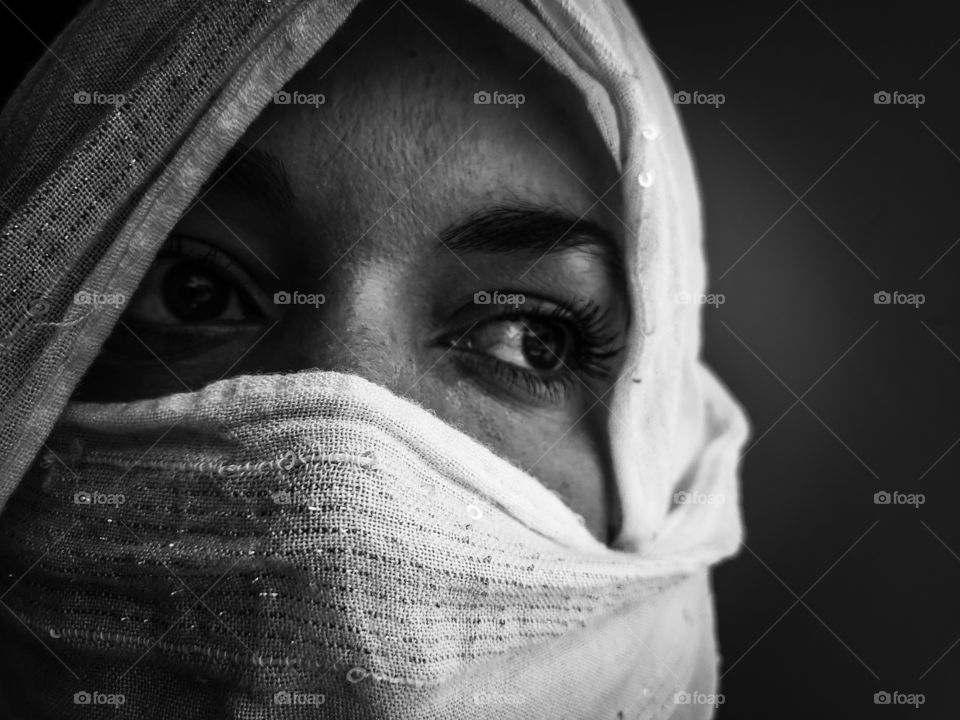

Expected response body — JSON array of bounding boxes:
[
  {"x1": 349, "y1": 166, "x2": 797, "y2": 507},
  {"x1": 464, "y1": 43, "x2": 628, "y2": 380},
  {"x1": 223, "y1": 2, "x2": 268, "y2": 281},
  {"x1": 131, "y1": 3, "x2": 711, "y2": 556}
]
[{"x1": 73, "y1": 0, "x2": 629, "y2": 543}]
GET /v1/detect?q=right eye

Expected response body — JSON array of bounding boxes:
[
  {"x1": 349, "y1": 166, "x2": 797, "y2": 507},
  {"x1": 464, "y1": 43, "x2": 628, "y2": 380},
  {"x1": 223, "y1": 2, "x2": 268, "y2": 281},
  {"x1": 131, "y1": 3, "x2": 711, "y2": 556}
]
[
  {"x1": 124, "y1": 235, "x2": 267, "y2": 327},
  {"x1": 72, "y1": 236, "x2": 279, "y2": 399}
]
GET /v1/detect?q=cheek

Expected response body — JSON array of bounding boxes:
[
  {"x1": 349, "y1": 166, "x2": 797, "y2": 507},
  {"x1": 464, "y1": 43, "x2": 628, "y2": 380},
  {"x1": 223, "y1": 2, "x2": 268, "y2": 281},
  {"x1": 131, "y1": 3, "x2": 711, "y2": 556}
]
[
  {"x1": 534, "y1": 436, "x2": 611, "y2": 542},
  {"x1": 416, "y1": 375, "x2": 612, "y2": 541}
]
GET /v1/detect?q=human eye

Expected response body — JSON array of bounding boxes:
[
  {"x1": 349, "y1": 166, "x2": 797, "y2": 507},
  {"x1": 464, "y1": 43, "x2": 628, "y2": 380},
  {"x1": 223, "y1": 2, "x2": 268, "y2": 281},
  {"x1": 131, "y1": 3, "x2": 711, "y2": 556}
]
[
  {"x1": 95, "y1": 235, "x2": 273, "y2": 365},
  {"x1": 126, "y1": 235, "x2": 267, "y2": 326},
  {"x1": 442, "y1": 295, "x2": 625, "y2": 407}
]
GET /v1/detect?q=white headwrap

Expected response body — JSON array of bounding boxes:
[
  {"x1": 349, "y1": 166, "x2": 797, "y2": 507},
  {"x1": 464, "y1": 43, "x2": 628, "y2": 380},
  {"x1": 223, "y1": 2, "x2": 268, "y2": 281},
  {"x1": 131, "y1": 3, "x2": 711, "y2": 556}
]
[{"x1": 0, "y1": 1, "x2": 748, "y2": 718}]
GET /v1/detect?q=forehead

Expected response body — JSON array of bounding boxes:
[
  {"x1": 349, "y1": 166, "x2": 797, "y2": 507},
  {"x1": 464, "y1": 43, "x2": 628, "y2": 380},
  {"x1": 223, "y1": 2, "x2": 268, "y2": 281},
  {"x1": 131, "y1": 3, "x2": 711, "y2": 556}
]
[{"x1": 207, "y1": 0, "x2": 621, "y2": 269}]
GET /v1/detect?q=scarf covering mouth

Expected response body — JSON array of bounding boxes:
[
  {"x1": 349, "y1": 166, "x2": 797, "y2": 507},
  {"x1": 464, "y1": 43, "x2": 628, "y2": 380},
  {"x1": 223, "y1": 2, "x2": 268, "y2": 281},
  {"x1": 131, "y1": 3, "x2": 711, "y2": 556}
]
[{"x1": 0, "y1": 0, "x2": 749, "y2": 717}]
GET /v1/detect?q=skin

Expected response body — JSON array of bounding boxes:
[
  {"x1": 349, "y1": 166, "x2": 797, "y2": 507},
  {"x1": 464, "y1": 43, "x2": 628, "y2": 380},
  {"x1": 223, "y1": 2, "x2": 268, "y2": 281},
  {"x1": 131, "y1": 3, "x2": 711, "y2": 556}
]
[{"x1": 73, "y1": 0, "x2": 629, "y2": 543}]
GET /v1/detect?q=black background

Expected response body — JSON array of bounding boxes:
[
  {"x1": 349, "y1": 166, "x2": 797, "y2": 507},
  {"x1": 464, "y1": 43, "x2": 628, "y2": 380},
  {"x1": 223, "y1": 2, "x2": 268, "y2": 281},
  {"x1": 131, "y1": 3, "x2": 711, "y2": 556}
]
[{"x1": 2, "y1": 2, "x2": 958, "y2": 718}]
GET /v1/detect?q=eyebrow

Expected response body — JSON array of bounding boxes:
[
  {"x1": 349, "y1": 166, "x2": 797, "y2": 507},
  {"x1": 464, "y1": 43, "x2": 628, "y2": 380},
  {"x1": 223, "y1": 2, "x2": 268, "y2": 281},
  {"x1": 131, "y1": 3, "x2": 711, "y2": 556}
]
[
  {"x1": 200, "y1": 142, "x2": 296, "y2": 212},
  {"x1": 439, "y1": 205, "x2": 624, "y2": 280},
  {"x1": 198, "y1": 150, "x2": 623, "y2": 283}
]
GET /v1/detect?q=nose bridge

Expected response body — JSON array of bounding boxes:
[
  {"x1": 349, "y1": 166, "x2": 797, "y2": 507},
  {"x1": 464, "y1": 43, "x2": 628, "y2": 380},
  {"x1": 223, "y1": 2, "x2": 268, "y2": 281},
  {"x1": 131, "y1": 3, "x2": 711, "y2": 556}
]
[{"x1": 270, "y1": 288, "x2": 415, "y2": 397}]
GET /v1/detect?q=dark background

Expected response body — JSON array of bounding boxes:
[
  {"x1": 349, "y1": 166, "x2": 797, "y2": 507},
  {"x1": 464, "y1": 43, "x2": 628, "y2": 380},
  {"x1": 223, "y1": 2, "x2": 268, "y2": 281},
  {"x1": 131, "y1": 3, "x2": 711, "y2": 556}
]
[
  {"x1": 636, "y1": 3, "x2": 960, "y2": 719},
  {"x1": 2, "y1": 2, "x2": 958, "y2": 718}
]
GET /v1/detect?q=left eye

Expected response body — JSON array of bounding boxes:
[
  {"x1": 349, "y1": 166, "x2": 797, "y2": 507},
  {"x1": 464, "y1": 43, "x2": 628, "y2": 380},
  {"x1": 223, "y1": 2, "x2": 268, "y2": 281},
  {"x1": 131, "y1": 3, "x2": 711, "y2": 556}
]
[{"x1": 456, "y1": 318, "x2": 573, "y2": 372}]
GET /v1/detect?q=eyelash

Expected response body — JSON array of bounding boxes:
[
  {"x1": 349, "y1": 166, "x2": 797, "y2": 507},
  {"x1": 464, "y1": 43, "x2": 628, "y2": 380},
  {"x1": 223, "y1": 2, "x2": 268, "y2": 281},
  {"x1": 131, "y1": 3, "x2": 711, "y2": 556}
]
[{"x1": 452, "y1": 298, "x2": 624, "y2": 405}]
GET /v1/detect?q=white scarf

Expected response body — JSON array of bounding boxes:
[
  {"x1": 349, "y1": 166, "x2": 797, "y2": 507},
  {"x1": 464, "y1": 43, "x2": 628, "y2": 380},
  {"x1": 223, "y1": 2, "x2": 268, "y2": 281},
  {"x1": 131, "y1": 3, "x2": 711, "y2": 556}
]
[
  {"x1": 0, "y1": 0, "x2": 749, "y2": 717},
  {"x1": 1, "y1": 370, "x2": 724, "y2": 718}
]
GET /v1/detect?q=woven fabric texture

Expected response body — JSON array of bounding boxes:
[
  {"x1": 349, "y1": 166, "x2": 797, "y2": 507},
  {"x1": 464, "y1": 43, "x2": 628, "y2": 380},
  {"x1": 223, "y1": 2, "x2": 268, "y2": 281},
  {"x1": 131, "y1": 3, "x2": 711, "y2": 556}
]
[
  {"x1": 0, "y1": 0, "x2": 749, "y2": 717},
  {"x1": 2, "y1": 370, "x2": 719, "y2": 718}
]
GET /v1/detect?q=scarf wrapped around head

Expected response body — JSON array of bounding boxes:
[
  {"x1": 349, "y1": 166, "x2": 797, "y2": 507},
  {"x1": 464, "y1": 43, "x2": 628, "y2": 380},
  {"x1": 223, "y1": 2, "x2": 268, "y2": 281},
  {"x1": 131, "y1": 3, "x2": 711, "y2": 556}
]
[{"x1": 0, "y1": 0, "x2": 749, "y2": 718}]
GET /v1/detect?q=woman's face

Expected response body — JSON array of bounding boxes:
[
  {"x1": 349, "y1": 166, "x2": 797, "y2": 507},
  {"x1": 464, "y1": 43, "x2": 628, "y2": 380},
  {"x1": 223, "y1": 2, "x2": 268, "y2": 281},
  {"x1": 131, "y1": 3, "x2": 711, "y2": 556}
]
[{"x1": 73, "y1": 1, "x2": 629, "y2": 543}]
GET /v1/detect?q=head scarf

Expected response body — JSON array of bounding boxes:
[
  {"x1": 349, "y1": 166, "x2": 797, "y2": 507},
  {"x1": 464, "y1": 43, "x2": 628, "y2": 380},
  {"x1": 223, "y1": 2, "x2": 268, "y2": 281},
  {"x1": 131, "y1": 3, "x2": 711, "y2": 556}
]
[{"x1": 0, "y1": 0, "x2": 749, "y2": 718}]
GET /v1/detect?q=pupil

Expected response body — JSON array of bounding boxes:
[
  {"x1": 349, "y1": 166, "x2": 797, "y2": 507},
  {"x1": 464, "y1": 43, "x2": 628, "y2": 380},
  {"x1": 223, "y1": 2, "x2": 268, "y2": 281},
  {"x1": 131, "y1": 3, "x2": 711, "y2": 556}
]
[
  {"x1": 522, "y1": 323, "x2": 565, "y2": 370},
  {"x1": 162, "y1": 261, "x2": 229, "y2": 322}
]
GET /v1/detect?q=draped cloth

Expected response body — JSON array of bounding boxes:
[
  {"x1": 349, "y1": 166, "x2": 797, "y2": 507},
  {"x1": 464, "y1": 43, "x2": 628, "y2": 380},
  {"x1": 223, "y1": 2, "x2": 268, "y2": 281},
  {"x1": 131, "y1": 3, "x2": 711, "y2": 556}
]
[{"x1": 0, "y1": 0, "x2": 749, "y2": 718}]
